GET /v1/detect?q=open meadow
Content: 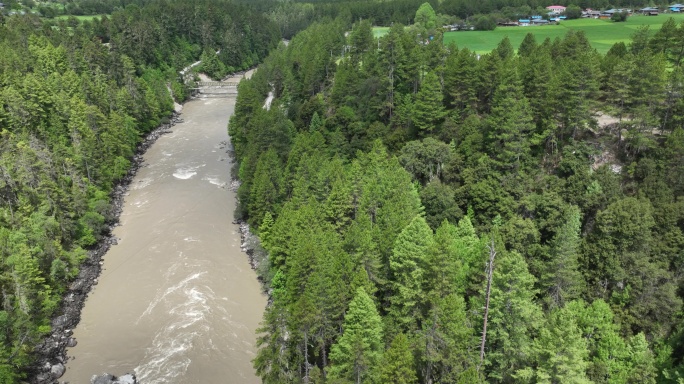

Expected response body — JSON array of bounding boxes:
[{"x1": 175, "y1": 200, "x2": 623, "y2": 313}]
[
  {"x1": 445, "y1": 14, "x2": 684, "y2": 53},
  {"x1": 374, "y1": 14, "x2": 684, "y2": 54},
  {"x1": 54, "y1": 14, "x2": 105, "y2": 21}
]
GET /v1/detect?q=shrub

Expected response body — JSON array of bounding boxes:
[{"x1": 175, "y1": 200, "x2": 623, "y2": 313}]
[
  {"x1": 611, "y1": 11, "x2": 629, "y2": 22},
  {"x1": 474, "y1": 15, "x2": 496, "y2": 31},
  {"x1": 565, "y1": 5, "x2": 582, "y2": 19}
]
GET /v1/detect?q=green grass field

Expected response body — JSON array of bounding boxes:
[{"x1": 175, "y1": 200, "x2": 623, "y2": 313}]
[
  {"x1": 374, "y1": 14, "x2": 684, "y2": 54},
  {"x1": 373, "y1": 26, "x2": 390, "y2": 38},
  {"x1": 54, "y1": 14, "x2": 105, "y2": 21}
]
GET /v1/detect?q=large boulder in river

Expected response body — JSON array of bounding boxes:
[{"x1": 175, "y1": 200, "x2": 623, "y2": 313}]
[
  {"x1": 91, "y1": 373, "x2": 137, "y2": 384},
  {"x1": 50, "y1": 363, "x2": 65, "y2": 379}
]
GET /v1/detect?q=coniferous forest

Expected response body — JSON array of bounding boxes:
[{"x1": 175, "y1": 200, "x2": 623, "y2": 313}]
[
  {"x1": 230, "y1": 11, "x2": 684, "y2": 384},
  {"x1": 2, "y1": 0, "x2": 684, "y2": 382},
  {"x1": 0, "y1": 1, "x2": 278, "y2": 381}
]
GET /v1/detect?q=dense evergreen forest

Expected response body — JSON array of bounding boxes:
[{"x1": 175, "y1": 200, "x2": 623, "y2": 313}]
[
  {"x1": 11, "y1": 0, "x2": 670, "y2": 39},
  {"x1": 230, "y1": 10, "x2": 684, "y2": 384},
  {"x1": 0, "y1": 1, "x2": 278, "y2": 381}
]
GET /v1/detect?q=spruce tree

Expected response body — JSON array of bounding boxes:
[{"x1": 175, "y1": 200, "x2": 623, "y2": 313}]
[
  {"x1": 565, "y1": 299, "x2": 631, "y2": 383},
  {"x1": 412, "y1": 71, "x2": 445, "y2": 134},
  {"x1": 379, "y1": 333, "x2": 418, "y2": 384},
  {"x1": 249, "y1": 148, "x2": 284, "y2": 227},
  {"x1": 625, "y1": 333, "x2": 657, "y2": 383},
  {"x1": 518, "y1": 33, "x2": 537, "y2": 58},
  {"x1": 484, "y1": 250, "x2": 542, "y2": 383},
  {"x1": 421, "y1": 293, "x2": 475, "y2": 382},
  {"x1": 415, "y1": 2, "x2": 437, "y2": 31},
  {"x1": 389, "y1": 215, "x2": 435, "y2": 331},
  {"x1": 425, "y1": 220, "x2": 463, "y2": 298},
  {"x1": 533, "y1": 307, "x2": 592, "y2": 384},
  {"x1": 328, "y1": 288, "x2": 384, "y2": 384},
  {"x1": 486, "y1": 67, "x2": 535, "y2": 170},
  {"x1": 494, "y1": 36, "x2": 514, "y2": 61},
  {"x1": 542, "y1": 205, "x2": 585, "y2": 308},
  {"x1": 444, "y1": 47, "x2": 479, "y2": 113}
]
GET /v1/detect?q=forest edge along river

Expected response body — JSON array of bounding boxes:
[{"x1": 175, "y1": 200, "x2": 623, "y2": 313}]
[{"x1": 32, "y1": 70, "x2": 266, "y2": 384}]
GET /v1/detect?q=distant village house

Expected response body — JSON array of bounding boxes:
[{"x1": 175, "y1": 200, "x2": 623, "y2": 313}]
[
  {"x1": 546, "y1": 5, "x2": 567, "y2": 14},
  {"x1": 638, "y1": 6, "x2": 660, "y2": 15}
]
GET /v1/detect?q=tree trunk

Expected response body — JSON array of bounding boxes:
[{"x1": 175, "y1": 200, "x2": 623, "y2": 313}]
[
  {"x1": 478, "y1": 240, "x2": 496, "y2": 371},
  {"x1": 303, "y1": 329, "x2": 310, "y2": 384}
]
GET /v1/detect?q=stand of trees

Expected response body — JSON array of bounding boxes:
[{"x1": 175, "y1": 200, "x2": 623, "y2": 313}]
[
  {"x1": 231, "y1": 15, "x2": 684, "y2": 384},
  {"x1": 0, "y1": 1, "x2": 278, "y2": 381}
]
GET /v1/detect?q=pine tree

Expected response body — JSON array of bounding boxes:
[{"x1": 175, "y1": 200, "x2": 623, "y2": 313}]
[
  {"x1": 258, "y1": 206, "x2": 273, "y2": 232},
  {"x1": 425, "y1": 220, "x2": 463, "y2": 298},
  {"x1": 476, "y1": 52, "x2": 502, "y2": 112},
  {"x1": 486, "y1": 67, "x2": 535, "y2": 170},
  {"x1": 254, "y1": 271, "x2": 297, "y2": 383},
  {"x1": 389, "y1": 215, "x2": 434, "y2": 331},
  {"x1": 379, "y1": 333, "x2": 418, "y2": 384},
  {"x1": 533, "y1": 307, "x2": 592, "y2": 384},
  {"x1": 604, "y1": 55, "x2": 633, "y2": 123},
  {"x1": 626, "y1": 50, "x2": 666, "y2": 148},
  {"x1": 349, "y1": 20, "x2": 374, "y2": 65},
  {"x1": 518, "y1": 33, "x2": 537, "y2": 58},
  {"x1": 354, "y1": 142, "x2": 422, "y2": 293},
  {"x1": 249, "y1": 148, "x2": 284, "y2": 227},
  {"x1": 542, "y1": 205, "x2": 585, "y2": 308},
  {"x1": 484, "y1": 250, "x2": 542, "y2": 383},
  {"x1": 412, "y1": 71, "x2": 445, "y2": 134},
  {"x1": 415, "y1": 2, "x2": 437, "y2": 31},
  {"x1": 420, "y1": 293, "x2": 475, "y2": 383},
  {"x1": 309, "y1": 112, "x2": 322, "y2": 132},
  {"x1": 625, "y1": 333, "x2": 657, "y2": 384},
  {"x1": 444, "y1": 47, "x2": 479, "y2": 113},
  {"x1": 328, "y1": 287, "x2": 384, "y2": 384},
  {"x1": 649, "y1": 17, "x2": 678, "y2": 61},
  {"x1": 345, "y1": 215, "x2": 383, "y2": 292},
  {"x1": 377, "y1": 23, "x2": 409, "y2": 119},
  {"x1": 565, "y1": 299, "x2": 631, "y2": 383},
  {"x1": 494, "y1": 36, "x2": 514, "y2": 61},
  {"x1": 549, "y1": 49, "x2": 601, "y2": 140},
  {"x1": 518, "y1": 44, "x2": 554, "y2": 141}
]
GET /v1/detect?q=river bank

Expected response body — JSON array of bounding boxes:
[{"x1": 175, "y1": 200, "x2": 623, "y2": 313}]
[
  {"x1": 28, "y1": 114, "x2": 182, "y2": 384},
  {"x1": 59, "y1": 71, "x2": 264, "y2": 384},
  {"x1": 30, "y1": 65, "x2": 263, "y2": 383}
]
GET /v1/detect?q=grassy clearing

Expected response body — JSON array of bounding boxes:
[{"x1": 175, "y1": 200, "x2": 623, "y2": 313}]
[
  {"x1": 373, "y1": 26, "x2": 390, "y2": 38},
  {"x1": 373, "y1": 14, "x2": 684, "y2": 54},
  {"x1": 445, "y1": 14, "x2": 684, "y2": 54},
  {"x1": 54, "y1": 14, "x2": 105, "y2": 21}
]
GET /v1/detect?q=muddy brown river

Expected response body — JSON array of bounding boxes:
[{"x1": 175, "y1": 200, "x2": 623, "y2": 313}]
[{"x1": 62, "y1": 78, "x2": 265, "y2": 383}]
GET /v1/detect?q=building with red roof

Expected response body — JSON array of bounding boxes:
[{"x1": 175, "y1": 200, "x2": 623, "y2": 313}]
[{"x1": 546, "y1": 5, "x2": 567, "y2": 14}]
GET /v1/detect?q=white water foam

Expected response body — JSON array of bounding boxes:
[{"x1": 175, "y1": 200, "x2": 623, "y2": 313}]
[
  {"x1": 172, "y1": 168, "x2": 197, "y2": 180},
  {"x1": 138, "y1": 271, "x2": 206, "y2": 321},
  {"x1": 173, "y1": 164, "x2": 206, "y2": 180},
  {"x1": 135, "y1": 268, "x2": 215, "y2": 383},
  {"x1": 202, "y1": 176, "x2": 226, "y2": 188}
]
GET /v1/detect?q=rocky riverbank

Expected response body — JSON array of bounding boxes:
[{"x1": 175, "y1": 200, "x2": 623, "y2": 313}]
[
  {"x1": 228, "y1": 148, "x2": 270, "y2": 294},
  {"x1": 28, "y1": 114, "x2": 182, "y2": 384},
  {"x1": 228, "y1": 180, "x2": 260, "y2": 272}
]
